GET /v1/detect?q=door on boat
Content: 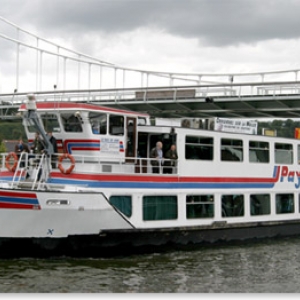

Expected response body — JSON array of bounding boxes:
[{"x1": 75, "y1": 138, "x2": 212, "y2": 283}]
[{"x1": 125, "y1": 117, "x2": 137, "y2": 162}]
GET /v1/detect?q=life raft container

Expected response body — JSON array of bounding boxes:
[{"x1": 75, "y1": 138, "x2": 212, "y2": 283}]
[
  {"x1": 5, "y1": 152, "x2": 18, "y2": 172},
  {"x1": 58, "y1": 153, "x2": 75, "y2": 174}
]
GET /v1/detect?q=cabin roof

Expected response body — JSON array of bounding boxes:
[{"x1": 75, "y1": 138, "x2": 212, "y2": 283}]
[{"x1": 19, "y1": 101, "x2": 149, "y2": 118}]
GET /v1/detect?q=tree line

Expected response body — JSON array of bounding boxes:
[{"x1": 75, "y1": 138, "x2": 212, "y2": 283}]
[
  {"x1": 257, "y1": 119, "x2": 300, "y2": 138},
  {"x1": 0, "y1": 120, "x2": 26, "y2": 152}
]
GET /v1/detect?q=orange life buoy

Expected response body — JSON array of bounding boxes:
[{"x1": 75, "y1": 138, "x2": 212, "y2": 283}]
[
  {"x1": 58, "y1": 153, "x2": 75, "y2": 174},
  {"x1": 5, "y1": 152, "x2": 18, "y2": 172}
]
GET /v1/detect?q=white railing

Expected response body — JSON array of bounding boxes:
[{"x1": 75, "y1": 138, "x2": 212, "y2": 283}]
[
  {"x1": 1, "y1": 80, "x2": 300, "y2": 108},
  {"x1": 0, "y1": 152, "x2": 179, "y2": 177}
]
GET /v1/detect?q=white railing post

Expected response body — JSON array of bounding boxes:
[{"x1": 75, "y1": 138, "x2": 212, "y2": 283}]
[
  {"x1": 63, "y1": 57, "x2": 66, "y2": 90},
  {"x1": 170, "y1": 74, "x2": 173, "y2": 86},
  {"x1": 99, "y1": 65, "x2": 102, "y2": 89},
  {"x1": 78, "y1": 54, "x2": 81, "y2": 90},
  {"x1": 39, "y1": 50, "x2": 43, "y2": 91},
  {"x1": 56, "y1": 46, "x2": 60, "y2": 89},
  {"x1": 88, "y1": 63, "x2": 91, "y2": 90},
  {"x1": 36, "y1": 38, "x2": 39, "y2": 91},
  {"x1": 15, "y1": 28, "x2": 20, "y2": 92}
]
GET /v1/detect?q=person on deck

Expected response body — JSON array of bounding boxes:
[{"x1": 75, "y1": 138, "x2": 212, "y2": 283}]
[
  {"x1": 150, "y1": 141, "x2": 163, "y2": 174},
  {"x1": 47, "y1": 131, "x2": 58, "y2": 168},
  {"x1": 14, "y1": 138, "x2": 29, "y2": 167},
  {"x1": 163, "y1": 144, "x2": 178, "y2": 174},
  {"x1": 31, "y1": 132, "x2": 45, "y2": 154},
  {"x1": 14, "y1": 138, "x2": 29, "y2": 155}
]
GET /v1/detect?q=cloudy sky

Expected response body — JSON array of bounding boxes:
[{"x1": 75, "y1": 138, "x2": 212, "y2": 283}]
[{"x1": 1, "y1": 0, "x2": 300, "y2": 92}]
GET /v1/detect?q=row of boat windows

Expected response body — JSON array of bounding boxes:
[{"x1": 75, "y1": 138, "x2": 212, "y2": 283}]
[
  {"x1": 186, "y1": 136, "x2": 296, "y2": 164},
  {"x1": 28, "y1": 113, "x2": 126, "y2": 136},
  {"x1": 109, "y1": 193, "x2": 296, "y2": 220}
]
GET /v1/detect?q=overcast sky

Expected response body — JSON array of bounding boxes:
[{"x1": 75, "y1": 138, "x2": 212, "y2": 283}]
[{"x1": 1, "y1": 0, "x2": 300, "y2": 92}]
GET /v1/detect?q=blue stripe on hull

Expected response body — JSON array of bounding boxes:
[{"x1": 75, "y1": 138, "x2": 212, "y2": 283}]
[
  {"x1": 48, "y1": 178, "x2": 274, "y2": 189},
  {"x1": 0, "y1": 196, "x2": 39, "y2": 205}
]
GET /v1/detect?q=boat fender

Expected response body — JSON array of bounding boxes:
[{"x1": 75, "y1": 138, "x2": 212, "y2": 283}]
[
  {"x1": 58, "y1": 153, "x2": 75, "y2": 174},
  {"x1": 5, "y1": 152, "x2": 18, "y2": 172}
]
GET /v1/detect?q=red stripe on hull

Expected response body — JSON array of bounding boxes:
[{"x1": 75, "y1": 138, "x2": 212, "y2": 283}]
[
  {"x1": 51, "y1": 172, "x2": 179, "y2": 182},
  {"x1": 0, "y1": 202, "x2": 40, "y2": 210},
  {"x1": 50, "y1": 172, "x2": 278, "y2": 183},
  {"x1": 0, "y1": 190, "x2": 37, "y2": 199}
]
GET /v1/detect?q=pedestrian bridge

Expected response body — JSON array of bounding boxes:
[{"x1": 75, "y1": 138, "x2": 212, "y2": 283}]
[
  {"x1": 1, "y1": 80, "x2": 300, "y2": 119},
  {"x1": 1, "y1": 16, "x2": 300, "y2": 120}
]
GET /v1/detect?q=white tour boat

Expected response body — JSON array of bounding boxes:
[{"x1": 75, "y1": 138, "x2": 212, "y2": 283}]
[{"x1": 0, "y1": 94, "x2": 299, "y2": 257}]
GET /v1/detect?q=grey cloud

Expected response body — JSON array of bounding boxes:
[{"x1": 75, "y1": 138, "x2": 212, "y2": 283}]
[{"x1": 2, "y1": 0, "x2": 300, "y2": 46}]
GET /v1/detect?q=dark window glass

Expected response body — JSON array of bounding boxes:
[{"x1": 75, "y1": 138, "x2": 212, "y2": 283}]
[
  {"x1": 143, "y1": 196, "x2": 177, "y2": 221},
  {"x1": 109, "y1": 196, "x2": 132, "y2": 217}
]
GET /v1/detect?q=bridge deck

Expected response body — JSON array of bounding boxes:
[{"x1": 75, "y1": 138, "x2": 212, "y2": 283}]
[{"x1": 1, "y1": 81, "x2": 300, "y2": 119}]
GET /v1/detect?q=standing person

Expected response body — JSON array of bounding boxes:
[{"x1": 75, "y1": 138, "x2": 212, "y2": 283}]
[
  {"x1": 150, "y1": 141, "x2": 163, "y2": 174},
  {"x1": 30, "y1": 132, "x2": 45, "y2": 181},
  {"x1": 14, "y1": 138, "x2": 30, "y2": 167},
  {"x1": 47, "y1": 131, "x2": 58, "y2": 168},
  {"x1": 14, "y1": 138, "x2": 30, "y2": 155},
  {"x1": 163, "y1": 144, "x2": 178, "y2": 174},
  {"x1": 31, "y1": 132, "x2": 44, "y2": 154},
  {"x1": 47, "y1": 131, "x2": 58, "y2": 153}
]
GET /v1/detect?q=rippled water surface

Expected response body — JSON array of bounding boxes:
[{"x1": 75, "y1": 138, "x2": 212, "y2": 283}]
[{"x1": 1, "y1": 237, "x2": 300, "y2": 293}]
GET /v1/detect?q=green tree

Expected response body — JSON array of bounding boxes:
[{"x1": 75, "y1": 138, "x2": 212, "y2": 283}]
[
  {"x1": 0, "y1": 120, "x2": 26, "y2": 140},
  {"x1": 0, "y1": 142, "x2": 6, "y2": 153}
]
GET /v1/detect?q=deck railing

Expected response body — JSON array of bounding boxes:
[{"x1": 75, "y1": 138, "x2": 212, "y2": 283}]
[{"x1": 0, "y1": 152, "x2": 179, "y2": 177}]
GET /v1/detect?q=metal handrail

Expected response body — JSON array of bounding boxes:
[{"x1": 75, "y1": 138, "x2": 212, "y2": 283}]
[
  {"x1": 0, "y1": 152, "x2": 179, "y2": 176},
  {"x1": 1, "y1": 80, "x2": 300, "y2": 106}
]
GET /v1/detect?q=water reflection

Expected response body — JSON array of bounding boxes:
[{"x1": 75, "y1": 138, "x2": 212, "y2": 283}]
[{"x1": 0, "y1": 237, "x2": 300, "y2": 292}]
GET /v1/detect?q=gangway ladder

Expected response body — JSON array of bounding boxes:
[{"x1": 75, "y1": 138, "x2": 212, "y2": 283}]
[
  {"x1": 31, "y1": 153, "x2": 51, "y2": 190},
  {"x1": 11, "y1": 152, "x2": 51, "y2": 190},
  {"x1": 11, "y1": 152, "x2": 29, "y2": 188}
]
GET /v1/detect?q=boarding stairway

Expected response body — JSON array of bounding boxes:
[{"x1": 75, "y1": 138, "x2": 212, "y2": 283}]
[{"x1": 11, "y1": 152, "x2": 51, "y2": 190}]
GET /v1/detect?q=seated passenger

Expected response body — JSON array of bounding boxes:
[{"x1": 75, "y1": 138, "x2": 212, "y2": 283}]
[{"x1": 92, "y1": 123, "x2": 99, "y2": 134}]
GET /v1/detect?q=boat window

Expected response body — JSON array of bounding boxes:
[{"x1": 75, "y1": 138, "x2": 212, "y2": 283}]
[
  {"x1": 41, "y1": 114, "x2": 61, "y2": 133},
  {"x1": 143, "y1": 195, "x2": 177, "y2": 221},
  {"x1": 186, "y1": 195, "x2": 214, "y2": 219},
  {"x1": 138, "y1": 117, "x2": 147, "y2": 126},
  {"x1": 221, "y1": 139, "x2": 243, "y2": 162},
  {"x1": 89, "y1": 112, "x2": 107, "y2": 135},
  {"x1": 46, "y1": 199, "x2": 70, "y2": 205},
  {"x1": 275, "y1": 143, "x2": 293, "y2": 164},
  {"x1": 297, "y1": 145, "x2": 300, "y2": 164},
  {"x1": 250, "y1": 194, "x2": 271, "y2": 216},
  {"x1": 222, "y1": 194, "x2": 244, "y2": 217},
  {"x1": 185, "y1": 136, "x2": 213, "y2": 160},
  {"x1": 109, "y1": 115, "x2": 124, "y2": 136},
  {"x1": 276, "y1": 193, "x2": 294, "y2": 214},
  {"x1": 249, "y1": 141, "x2": 269, "y2": 163},
  {"x1": 109, "y1": 195, "x2": 132, "y2": 217},
  {"x1": 60, "y1": 113, "x2": 83, "y2": 132}
]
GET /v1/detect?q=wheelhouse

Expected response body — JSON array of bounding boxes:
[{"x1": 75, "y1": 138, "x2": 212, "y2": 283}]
[{"x1": 19, "y1": 102, "x2": 150, "y2": 161}]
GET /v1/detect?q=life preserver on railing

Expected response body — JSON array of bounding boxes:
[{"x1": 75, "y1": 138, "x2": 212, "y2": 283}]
[
  {"x1": 58, "y1": 153, "x2": 75, "y2": 174},
  {"x1": 5, "y1": 152, "x2": 18, "y2": 172}
]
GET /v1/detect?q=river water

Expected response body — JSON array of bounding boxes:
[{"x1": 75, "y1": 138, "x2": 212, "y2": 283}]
[{"x1": 1, "y1": 237, "x2": 300, "y2": 293}]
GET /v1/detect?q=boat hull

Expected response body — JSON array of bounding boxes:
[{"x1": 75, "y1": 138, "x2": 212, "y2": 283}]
[{"x1": 1, "y1": 219, "x2": 300, "y2": 258}]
